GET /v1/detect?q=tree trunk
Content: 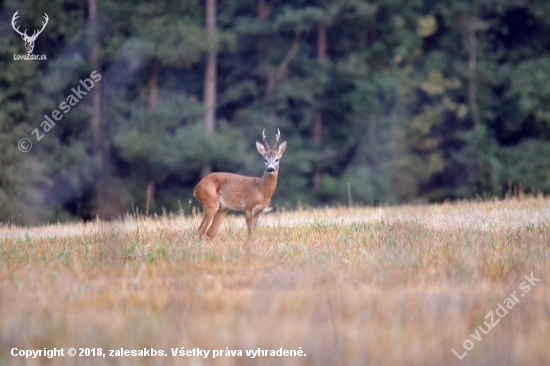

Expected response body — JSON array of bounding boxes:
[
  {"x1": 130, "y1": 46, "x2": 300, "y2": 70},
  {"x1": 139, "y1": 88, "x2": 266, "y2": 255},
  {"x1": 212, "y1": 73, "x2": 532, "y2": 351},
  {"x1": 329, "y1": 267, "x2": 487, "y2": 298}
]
[
  {"x1": 204, "y1": 1, "x2": 217, "y2": 136},
  {"x1": 202, "y1": 0, "x2": 217, "y2": 177},
  {"x1": 264, "y1": 36, "x2": 300, "y2": 120},
  {"x1": 146, "y1": 60, "x2": 158, "y2": 213},
  {"x1": 466, "y1": 0, "x2": 480, "y2": 126},
  {"x1": 146, "y1": 181, "x2": 155, "y2": 216},
  {"x1": 313, "y1": 23, "x2": 327, "y2": 192},
  {"x1": 88, "y1": 0, "x2": 111, "y2": 218},
  {"x1": 257, "y1": 0, "x2": 273, "y2": 21},
  {"x1": 88, "y1": 0, "x2": 102, "y2": 169},
  {"x1": 468, "y1": 3, "x2": 480, "y2": 126},
  {"x1": 147, "y1": 60, "x2": 158, "y2": 113}
]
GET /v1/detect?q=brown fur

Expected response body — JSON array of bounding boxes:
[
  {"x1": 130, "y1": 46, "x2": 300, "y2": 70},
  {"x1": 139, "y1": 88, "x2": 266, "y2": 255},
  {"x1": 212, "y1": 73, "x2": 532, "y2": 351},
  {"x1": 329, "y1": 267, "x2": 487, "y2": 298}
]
[
  {"x1": 193, "y1": 131, "x2": 286, "y2": 240},
  {"x1": 193, "y1": 172, "x2": 278, "y2": 239}
]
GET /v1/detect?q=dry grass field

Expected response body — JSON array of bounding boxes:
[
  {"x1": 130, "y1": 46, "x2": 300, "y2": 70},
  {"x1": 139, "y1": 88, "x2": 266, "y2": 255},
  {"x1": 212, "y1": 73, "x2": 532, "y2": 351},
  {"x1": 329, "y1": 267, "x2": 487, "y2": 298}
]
[{"x1": 0, "y1": 197, "x2": 549, "y2": 365}]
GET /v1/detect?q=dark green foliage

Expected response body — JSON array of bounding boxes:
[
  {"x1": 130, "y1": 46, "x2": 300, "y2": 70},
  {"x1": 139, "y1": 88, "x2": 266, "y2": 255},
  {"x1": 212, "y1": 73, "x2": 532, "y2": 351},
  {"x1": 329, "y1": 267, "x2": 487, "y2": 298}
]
[
  {"x1": 500, "y1": 140, "x2": 550, "y2": 193},
  {"x1": 1, "y1": 0, "x2": 550, "y2": 223}
]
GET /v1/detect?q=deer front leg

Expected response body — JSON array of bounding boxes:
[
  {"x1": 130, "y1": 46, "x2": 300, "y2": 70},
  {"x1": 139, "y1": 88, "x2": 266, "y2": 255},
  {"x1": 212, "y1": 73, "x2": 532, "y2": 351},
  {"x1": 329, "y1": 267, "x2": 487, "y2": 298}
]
[
  {"x1": 251, "y1": 210, "x2": 262, "y2": 235},
  {"x1": 245, "y1": 210, "x2": 263, "y2": 238},
  {"x1": 245, "y1": 211, "x2": 255, "y2": 237},
  {"x1": 207, "y1": 209, "x2": 228, "y2": 239}
]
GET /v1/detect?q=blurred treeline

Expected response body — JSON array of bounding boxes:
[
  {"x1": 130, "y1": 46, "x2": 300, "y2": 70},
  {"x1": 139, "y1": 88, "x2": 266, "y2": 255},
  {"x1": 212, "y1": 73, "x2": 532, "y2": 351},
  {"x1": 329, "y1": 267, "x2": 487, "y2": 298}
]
[{"x1": 1, "y1": 0, "x2": 550, "y2": 224}]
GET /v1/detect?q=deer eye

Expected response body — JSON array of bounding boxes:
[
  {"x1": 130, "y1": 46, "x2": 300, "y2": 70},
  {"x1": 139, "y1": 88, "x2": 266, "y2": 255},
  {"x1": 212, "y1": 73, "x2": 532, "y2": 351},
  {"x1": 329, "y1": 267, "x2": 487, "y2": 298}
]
[
  {"x1": 264, "y1": 159, "x2": 268, "y2": 163},
  {"x1": 275, "y1": 159, "x2": 279, "y2": 162}
]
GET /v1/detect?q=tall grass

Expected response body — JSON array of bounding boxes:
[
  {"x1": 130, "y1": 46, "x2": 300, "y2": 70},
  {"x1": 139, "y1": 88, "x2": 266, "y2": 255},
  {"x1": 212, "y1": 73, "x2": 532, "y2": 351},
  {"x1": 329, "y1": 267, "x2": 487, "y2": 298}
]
[{"x1": 0, "y1": 197, "x2": 549, "y2": 365}]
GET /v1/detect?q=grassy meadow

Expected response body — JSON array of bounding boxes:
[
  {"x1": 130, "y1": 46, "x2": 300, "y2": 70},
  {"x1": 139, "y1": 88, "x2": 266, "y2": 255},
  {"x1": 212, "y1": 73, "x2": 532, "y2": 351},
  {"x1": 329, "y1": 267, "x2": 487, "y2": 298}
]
[{"x1": 0, "y1": 197, "x2": 549, "y2": 365}]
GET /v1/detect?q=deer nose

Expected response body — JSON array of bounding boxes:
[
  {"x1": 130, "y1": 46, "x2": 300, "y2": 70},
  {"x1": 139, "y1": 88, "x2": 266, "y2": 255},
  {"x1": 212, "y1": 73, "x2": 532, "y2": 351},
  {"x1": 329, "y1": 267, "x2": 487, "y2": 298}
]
[{"x1": 267, "y1": 166, "x2": 275, "y2": 172}]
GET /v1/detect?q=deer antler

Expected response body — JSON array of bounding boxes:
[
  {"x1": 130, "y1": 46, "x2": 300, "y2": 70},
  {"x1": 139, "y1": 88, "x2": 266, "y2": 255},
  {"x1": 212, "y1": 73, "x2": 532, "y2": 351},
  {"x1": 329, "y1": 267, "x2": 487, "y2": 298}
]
[
  {"x1": 11, "y1": 11, "x2": 48, "y2": 41},
  {"x1": 30, "y1": 13, "x2": 48, "y2": 40},
  {"x1": 11, "y1": 11, "x2": 28, "y2": 38},
  {"x1": 273, "y1": 128, "x2": 281, "y2": 149},
  {"x1": 262, "y1": 129, "x2": 270, "y2": 149}
]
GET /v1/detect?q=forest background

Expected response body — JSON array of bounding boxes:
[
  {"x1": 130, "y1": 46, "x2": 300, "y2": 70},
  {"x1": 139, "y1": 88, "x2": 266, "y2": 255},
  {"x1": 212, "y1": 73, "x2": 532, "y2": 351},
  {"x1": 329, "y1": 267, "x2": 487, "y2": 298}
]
[{"x1": 1, "y1": 0, "x2": 549, "y2": 224}]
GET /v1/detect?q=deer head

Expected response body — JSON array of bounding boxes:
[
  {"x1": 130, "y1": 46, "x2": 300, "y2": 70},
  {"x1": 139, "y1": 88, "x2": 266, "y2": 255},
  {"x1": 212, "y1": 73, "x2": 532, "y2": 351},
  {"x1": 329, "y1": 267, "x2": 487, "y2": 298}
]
[
  {"x1": 11, "y1": 11, "x2": 49, "y2": 54},
  {"x1": 256, "y1": 129, "x2": 287, "y2": 174}
]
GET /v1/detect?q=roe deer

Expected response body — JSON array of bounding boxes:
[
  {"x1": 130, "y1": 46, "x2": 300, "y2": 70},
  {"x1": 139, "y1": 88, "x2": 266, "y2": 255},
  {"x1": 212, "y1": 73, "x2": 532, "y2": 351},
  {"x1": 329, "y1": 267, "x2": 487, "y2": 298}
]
[{"x1": 193, "y1": 129, "x2": 287, "y2": 239}]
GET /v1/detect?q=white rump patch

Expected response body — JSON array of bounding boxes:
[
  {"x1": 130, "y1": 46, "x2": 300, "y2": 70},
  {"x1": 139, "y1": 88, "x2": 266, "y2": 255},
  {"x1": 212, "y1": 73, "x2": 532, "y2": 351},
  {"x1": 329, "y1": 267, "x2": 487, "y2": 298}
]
[{"x1": 252, "y1": 205, "x2": 264, "y2": 216}]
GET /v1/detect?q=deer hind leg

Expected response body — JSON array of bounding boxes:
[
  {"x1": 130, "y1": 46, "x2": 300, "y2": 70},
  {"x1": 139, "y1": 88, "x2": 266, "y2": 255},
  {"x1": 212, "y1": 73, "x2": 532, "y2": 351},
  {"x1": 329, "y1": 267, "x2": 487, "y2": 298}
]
[
  {"x1": 194, "y1": 180, "x2": 221, "y2": 240},
  {"x1": 207, "y1": 209, "x2": 228, "y2": 239},
  {"x1": 198, "y1": 202, "x2": 219, "y2": 240}
]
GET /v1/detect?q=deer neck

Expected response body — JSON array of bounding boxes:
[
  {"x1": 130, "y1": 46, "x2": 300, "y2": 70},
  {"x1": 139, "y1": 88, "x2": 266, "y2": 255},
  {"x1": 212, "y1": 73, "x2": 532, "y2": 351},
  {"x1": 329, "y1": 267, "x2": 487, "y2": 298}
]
[{"x1": 260, "y1": 170, "x2": 278, "y2": 196}]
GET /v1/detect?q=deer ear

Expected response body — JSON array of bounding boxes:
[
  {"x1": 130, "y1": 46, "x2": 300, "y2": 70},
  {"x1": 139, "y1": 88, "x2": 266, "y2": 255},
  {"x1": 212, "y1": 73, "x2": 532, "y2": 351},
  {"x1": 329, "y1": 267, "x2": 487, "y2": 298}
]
[
  {"x1": 277, "y1": 141, "x2": 287, "y2": 156},
  {"x1": 256, "y1": 141, "x2": 267, "y2": 157}
]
